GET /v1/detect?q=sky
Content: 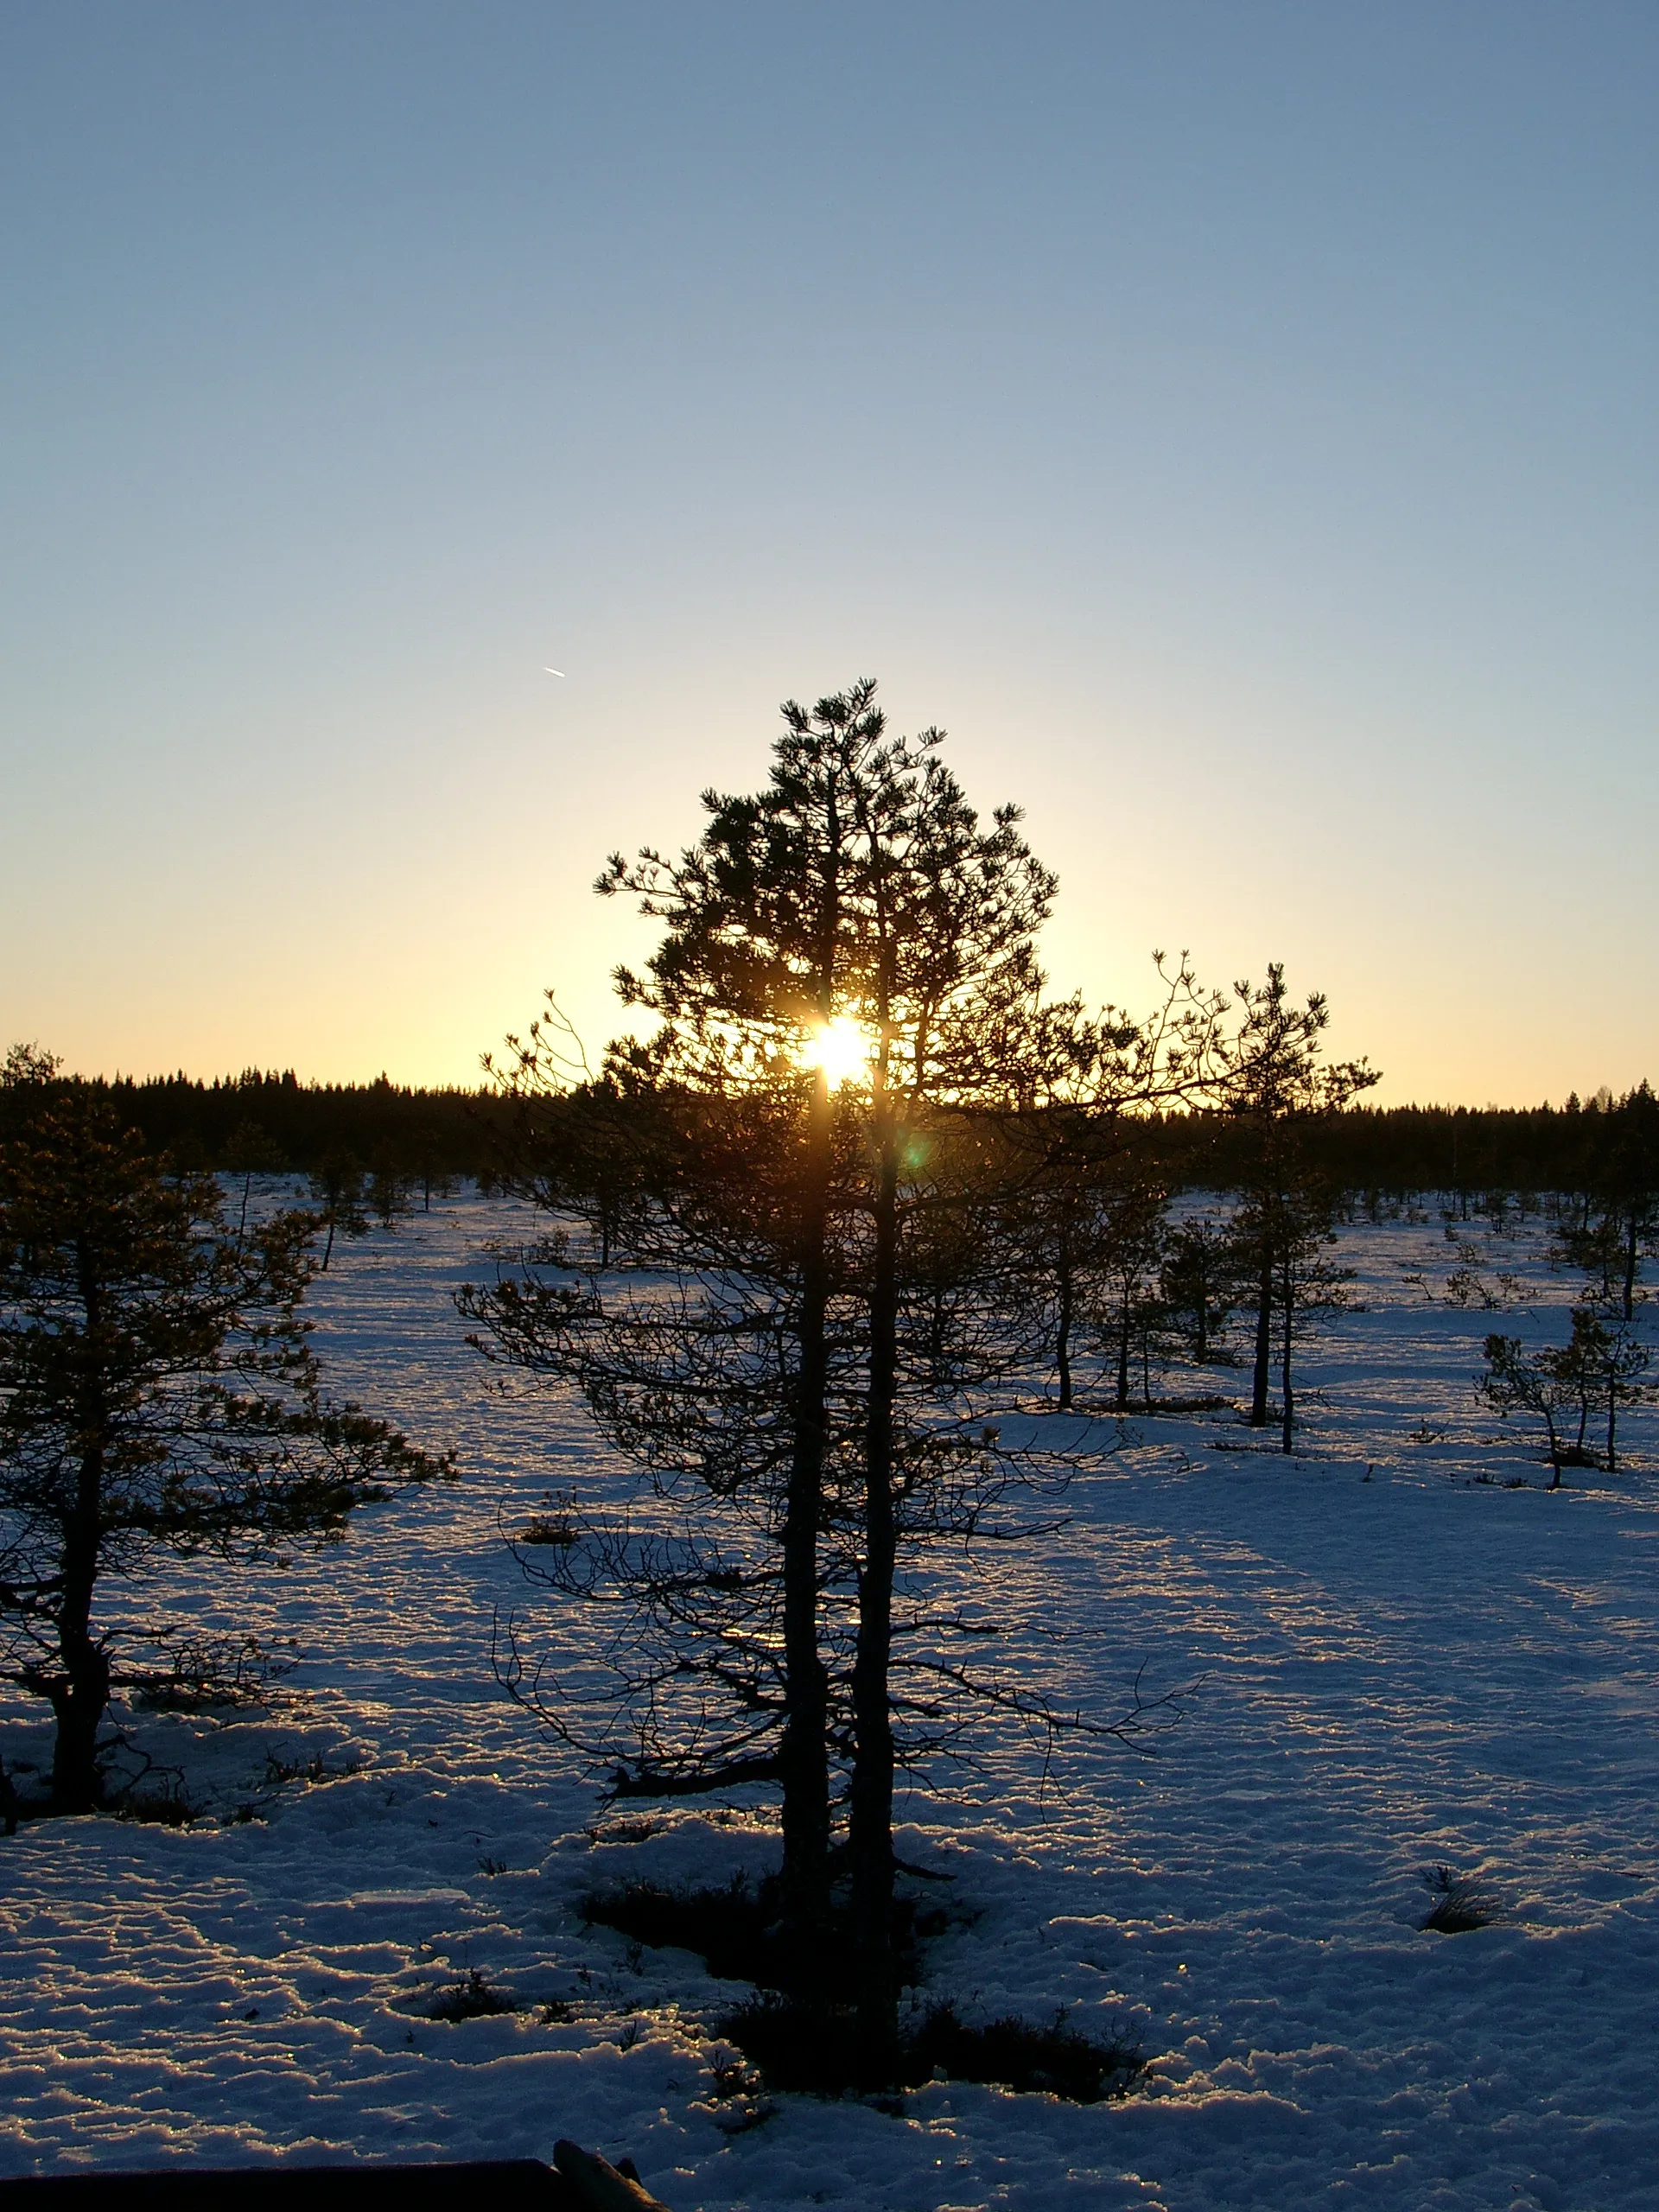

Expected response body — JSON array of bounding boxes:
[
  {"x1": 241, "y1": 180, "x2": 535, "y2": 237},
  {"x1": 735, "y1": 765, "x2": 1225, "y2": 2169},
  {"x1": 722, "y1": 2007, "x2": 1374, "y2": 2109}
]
[{"x1": 2, "y1": 2, "x2": 1654, "y2": 1105}]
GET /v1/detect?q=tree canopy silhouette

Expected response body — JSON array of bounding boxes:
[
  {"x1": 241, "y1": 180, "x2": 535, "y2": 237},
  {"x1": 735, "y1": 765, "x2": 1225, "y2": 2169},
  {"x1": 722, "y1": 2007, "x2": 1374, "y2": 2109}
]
[
  {"x1": 465, "y1": 681, "x2": 1223, "y2": 2074},
  {"x1": 0, "y1": 1047, "x2": 448, "y2": 1815}
]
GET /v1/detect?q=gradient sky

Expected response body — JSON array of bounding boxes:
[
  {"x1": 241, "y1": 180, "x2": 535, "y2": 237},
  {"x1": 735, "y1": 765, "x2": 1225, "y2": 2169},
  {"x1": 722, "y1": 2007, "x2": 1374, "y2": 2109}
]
[{"x1": 3, "y1": 3, "x2": 1654, "y2": 1103}]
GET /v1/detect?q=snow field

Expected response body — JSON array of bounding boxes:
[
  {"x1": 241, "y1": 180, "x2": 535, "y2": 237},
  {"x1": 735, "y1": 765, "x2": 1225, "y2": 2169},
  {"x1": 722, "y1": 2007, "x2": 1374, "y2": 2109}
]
[{"x1": 0, "y1": 1196, "x2": 1655, "y2": 2210}]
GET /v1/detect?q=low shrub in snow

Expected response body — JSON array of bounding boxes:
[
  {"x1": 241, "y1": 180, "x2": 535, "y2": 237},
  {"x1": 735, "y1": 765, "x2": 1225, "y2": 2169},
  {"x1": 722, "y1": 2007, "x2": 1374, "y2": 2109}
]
[
  {"x1": 112, "y1": 1783, "x2": 201, "y2": 1827},
  {"x1": 128, "y1": 1634, "x2": 298, "y2": 1714},
  {"x1": 907, "y1": 2000, "x2": 1146, "y2": 2102},
  {"x1": 714, "y1": 1993, "x2": 1145, "y2": 2102},
  {"x1": 425, "y1": 1967, "x2": 520, "y2": 2021},
  {"x1": 1418, "y1": 1864, "x2": 1497, "y2": 1934},
  {"x1": 262, "y1": 1748, "x2": 363, "y2": 1789},
  {"x1": 518, "y1": 1513, "x2": 578, "y2": 1547}
]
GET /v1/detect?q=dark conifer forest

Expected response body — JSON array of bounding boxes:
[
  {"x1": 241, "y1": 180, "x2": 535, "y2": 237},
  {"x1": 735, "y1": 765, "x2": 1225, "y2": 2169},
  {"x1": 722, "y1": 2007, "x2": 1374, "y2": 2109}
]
[{"x1": 30, "y1": 1066, "x2": 1656, "y2": 1217}]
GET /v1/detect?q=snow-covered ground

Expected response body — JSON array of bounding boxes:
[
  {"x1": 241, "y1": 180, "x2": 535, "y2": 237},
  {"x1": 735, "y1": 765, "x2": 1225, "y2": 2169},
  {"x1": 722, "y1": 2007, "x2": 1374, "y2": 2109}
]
[{"x1": 2, "y1": 1195, "x2": 1656, "y2": 2211}]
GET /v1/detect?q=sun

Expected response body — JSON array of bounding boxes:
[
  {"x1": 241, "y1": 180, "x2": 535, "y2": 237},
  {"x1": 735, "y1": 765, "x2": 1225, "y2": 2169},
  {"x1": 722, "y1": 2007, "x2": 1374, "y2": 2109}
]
[{"x1": 801, "y1": 1014, "x2": 872, "y2": 1089}]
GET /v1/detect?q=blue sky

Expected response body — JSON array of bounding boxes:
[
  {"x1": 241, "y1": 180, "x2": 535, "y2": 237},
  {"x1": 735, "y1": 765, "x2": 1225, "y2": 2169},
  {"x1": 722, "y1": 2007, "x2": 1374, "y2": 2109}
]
[{"x1": 3, "y1": 3, "x2": 1654, "y2": 1101}]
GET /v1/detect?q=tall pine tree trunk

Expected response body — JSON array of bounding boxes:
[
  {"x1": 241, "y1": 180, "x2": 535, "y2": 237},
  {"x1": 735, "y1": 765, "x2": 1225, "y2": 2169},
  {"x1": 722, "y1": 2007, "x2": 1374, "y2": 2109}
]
[
  {"x1": 1054, "y1": 1230, "x2": 1075, "y2": 1411},
  {"x1": 1115, "y1": 1285, "x2": 1132, "y2": 1411},
  {"x1": 47, "y1": 1592, "x2": 109, "y2": 1814},
  {"x1": 1249, "y1": 1255, "x2": 1273, "y2": 1425},
  {"x1": 1606, "y1": 1346, "x2": 1621, "y2": 1472},
  {"x1": 48, "y1": 1448, "x2": 109, "y2": 1814},
  {"x1": 1279, "y1": 1255, "x2": 1295, "y2": 1454},
  {"x1": 779, "y1": 1071, "x2": 833, "y2": 1976},
  {"x1": 850, "y1": 1106, "x2": 900, "y2": 2082},
  {"x1": 1624, "y1": 1209, "x2": 1638, "y2": 1323},
  {"x1": 48, "y1": 1251, "x2": 111, "y2": 1812}
]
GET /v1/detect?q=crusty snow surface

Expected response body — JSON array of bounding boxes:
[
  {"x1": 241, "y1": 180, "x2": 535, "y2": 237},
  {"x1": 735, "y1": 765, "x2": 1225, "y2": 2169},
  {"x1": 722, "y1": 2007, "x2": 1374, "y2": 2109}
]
[{"x1": 2, "y1": 1193, "x2": 1656, "y2": 2210}]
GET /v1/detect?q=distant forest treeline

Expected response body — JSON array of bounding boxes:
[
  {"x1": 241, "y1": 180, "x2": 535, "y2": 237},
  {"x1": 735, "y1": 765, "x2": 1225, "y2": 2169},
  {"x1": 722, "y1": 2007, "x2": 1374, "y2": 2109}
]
[
  {"x1": 1162, "y1": 1098, "x2": 1650, "y2": 1202},
  {"x1": 92, "y1": 1071, "x2": 514, "y2": 1181},
  {"x1": 49, "y1": 1067, "x2": 1656, "y2": 1201}
]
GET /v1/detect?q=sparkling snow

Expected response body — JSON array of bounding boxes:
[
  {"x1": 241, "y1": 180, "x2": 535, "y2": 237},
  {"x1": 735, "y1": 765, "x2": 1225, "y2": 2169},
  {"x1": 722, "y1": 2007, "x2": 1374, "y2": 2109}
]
[{"x1": 1, "y1": 1194, "x2": 1655, "y2": 2210}]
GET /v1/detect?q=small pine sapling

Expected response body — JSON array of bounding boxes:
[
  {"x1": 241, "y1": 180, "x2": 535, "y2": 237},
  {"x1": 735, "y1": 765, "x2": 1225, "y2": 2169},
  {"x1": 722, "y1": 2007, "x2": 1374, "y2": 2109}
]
[{"x1": 1477, "y1": 1308, "x2": 1648, "y2": 1485}]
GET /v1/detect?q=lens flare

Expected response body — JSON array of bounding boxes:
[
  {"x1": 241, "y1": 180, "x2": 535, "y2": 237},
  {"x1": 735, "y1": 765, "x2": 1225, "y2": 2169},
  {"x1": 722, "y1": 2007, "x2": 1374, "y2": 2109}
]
[{"x1": 801, "y1": 1015, "x2": 872, "y2": 1088}]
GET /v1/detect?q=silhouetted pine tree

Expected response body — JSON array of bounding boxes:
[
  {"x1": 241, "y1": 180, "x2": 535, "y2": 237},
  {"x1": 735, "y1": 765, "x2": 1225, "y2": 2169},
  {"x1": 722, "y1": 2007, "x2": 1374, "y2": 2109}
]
[
  {"x1": 0, "y1": 1049, "x2": 446, "y2": 1814},
  {"x1": 1224, "y1": 966, "x2": 1377, "y2": 1443},
  {"x1": 1159, "y1": 1211, "x2": 1242, "y2": 1368},
  {"x1": 307, "y1": 1154, "x2": 369, "y2": 1268},
  {"x1": 465, "y1": 684, "x2": 1208, "y2": 2076}
]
